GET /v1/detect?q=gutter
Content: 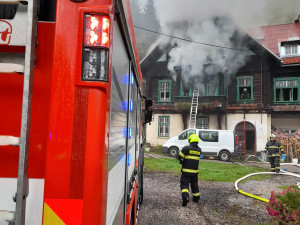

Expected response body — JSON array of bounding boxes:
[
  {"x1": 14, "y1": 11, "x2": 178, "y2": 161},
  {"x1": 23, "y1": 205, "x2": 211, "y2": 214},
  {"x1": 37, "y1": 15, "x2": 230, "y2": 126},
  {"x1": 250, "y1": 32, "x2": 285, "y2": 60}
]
[{"x1": 281, "y1": 63, "x2": 300, "y2": 67}]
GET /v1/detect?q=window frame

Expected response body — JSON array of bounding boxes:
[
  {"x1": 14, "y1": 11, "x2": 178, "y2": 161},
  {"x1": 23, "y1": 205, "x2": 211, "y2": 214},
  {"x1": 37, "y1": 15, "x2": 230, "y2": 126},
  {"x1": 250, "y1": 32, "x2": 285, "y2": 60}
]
[
  {"x1": 158, "y1": 116, "x2": 170, "y2": 137},
  {"x1": 273, "y1": 77, "x2": 300, "y2": 104},
  {"x1": 196, "y1": 116, "x2": 209, "y2": 129},
  {"x1": 158, "y1": 80, "x2": 172, "y2": 102},
  {"x1": 237, "y1": 76, "x2": 253, "y2": 103},
  {"x1": 285, "y1": 44, "x2": 298, "y2": 56},
  {"x1": 179, "y1": 81, "x2": 192, "y2": 97}
]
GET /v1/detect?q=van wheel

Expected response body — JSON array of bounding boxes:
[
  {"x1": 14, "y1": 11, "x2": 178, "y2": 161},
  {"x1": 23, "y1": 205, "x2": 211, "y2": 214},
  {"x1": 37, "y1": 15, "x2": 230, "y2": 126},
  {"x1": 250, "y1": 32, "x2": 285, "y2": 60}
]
[
  {"x1": 168, "y1": 147, "x2": 179, "y2": 157},
  {"x1": 219, "y1": 150, "x2": 230, "y2": 162}
]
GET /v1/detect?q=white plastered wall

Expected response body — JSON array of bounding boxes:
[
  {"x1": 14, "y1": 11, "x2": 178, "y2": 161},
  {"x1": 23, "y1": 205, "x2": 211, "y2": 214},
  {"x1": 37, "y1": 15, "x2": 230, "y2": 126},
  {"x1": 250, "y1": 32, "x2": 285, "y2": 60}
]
[
  {"x1": 146, "y1": 114, "x2": 184, "y2": 146},
  {"x1": 226, "y1": 113, "x2": 271, "y2": 152}
]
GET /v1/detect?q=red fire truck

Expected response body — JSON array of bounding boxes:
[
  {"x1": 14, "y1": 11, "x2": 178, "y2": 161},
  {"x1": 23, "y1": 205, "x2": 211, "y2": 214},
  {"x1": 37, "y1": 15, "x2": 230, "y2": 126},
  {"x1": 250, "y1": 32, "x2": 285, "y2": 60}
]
[{"x1": 0, "y1": 0, "x2": 149, "y2": 224}]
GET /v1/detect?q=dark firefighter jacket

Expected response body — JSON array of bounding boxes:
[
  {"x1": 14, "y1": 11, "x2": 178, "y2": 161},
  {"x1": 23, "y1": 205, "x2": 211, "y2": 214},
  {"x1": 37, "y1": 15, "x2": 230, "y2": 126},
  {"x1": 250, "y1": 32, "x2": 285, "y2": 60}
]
[
  {"x1": 177, "y1": 142, "x2": 202, "y2": 176},
  {"x1": 265, "y1": 140, "x2": 284, "y2": 157}
]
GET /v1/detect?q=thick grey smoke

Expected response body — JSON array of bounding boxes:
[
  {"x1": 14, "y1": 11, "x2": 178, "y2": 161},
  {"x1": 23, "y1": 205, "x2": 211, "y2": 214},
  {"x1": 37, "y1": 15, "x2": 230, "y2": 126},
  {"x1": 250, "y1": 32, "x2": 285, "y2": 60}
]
[{"x1": 149, "y1": 0, "x2": 300, "y2": 90}]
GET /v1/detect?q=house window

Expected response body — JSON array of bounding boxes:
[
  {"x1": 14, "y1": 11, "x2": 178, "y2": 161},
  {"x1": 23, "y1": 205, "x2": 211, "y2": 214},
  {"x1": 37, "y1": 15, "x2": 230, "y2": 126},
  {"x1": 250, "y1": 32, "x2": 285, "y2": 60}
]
[
  {"x1": 274, "y1": 78, "x2": 300, "y2": 103},
  {"x1": 158, "y1": 116, "x2": 169, "y2": 137},
  {"x1": 196, "y1": 117, "x2": 209, "y2": 129},
  {"x1": 285, "y1": 45, "x2": 298, "y2": 56},
  {"x1": 204, "y1": 74, "x2": 225, "y2": 96},
  {"x1": 180, "y1": 81, "x2": 192, "y2": 97},
  {"x1": 158, "y1": 80, "x2": 171, "y2": 102},
  {"x1": 237, "y1": 76, "x2": 253, "y2": 102}
]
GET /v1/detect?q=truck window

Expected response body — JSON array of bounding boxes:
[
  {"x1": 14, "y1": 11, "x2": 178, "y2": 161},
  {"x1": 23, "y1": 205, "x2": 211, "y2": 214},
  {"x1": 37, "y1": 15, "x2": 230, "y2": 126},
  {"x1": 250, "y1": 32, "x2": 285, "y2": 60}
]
[
  {"x1": 199, "y1": 131, "x2": 218, "y2": 142},
  {"x1": 179, "y1": 129, "x2": 196, "y2": 140}
]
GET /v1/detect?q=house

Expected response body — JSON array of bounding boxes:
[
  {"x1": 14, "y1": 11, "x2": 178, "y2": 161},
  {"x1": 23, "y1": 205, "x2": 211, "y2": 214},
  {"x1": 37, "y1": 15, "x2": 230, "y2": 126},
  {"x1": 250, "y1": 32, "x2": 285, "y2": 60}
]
[{"x1": 141, "y1": 16, "x2": 300, "y2": 157}]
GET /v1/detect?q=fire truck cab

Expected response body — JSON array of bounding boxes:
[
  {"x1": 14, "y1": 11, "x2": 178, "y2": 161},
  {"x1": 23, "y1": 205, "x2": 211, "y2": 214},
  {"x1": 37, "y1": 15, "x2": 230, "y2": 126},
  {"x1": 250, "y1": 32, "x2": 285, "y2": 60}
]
[{"x1": 0, "y1": 0, "x2": 145, "y2": 224}]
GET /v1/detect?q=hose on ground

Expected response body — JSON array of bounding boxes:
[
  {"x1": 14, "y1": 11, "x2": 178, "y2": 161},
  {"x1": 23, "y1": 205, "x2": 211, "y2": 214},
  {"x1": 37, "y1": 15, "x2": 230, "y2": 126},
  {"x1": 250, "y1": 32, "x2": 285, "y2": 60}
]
[{"x1": 235, "y1": 171, "x2": 300, "y2": 203}]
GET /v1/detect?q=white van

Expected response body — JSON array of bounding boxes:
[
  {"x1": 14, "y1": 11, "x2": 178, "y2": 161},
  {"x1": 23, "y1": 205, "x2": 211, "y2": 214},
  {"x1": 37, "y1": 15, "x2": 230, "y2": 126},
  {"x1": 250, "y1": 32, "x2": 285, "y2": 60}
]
[{"x1": 162, "y1": 128, "x2": 238, "y2": 161}]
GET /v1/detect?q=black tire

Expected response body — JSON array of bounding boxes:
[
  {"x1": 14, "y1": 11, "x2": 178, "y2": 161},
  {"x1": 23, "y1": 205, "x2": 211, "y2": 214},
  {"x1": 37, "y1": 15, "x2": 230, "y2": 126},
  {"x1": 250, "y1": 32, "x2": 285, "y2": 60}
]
[
  {"x1": 139, "y1": 165, "x2": 143, "y2": 205},
  {"x1": 219, "y1": 150, "x2": 230, "y2": 162},
  {"x1": 168, "y1": 147, "x2": 179, "y2": 157}
]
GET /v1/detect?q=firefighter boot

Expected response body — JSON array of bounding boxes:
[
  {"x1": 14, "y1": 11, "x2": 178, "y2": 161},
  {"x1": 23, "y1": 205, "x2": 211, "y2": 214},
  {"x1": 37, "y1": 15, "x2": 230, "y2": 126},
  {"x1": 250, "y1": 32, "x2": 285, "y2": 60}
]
[
  {"x1": 275, "y1": 169, "x2": 280, "y2": 173},
  {"x1": 193, "y1": 196, "x2": 200, "y2": 203},
  {"x1": 182, "y1": 193, "x2": 189, "y2": 207}
]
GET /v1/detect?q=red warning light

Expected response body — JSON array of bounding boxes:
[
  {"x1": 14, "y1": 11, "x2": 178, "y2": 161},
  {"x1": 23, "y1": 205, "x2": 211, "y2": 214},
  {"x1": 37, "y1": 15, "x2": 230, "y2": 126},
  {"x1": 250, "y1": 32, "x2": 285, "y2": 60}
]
[{"x1": 84, "y1": 14, "x2": 110, "y2": 48}]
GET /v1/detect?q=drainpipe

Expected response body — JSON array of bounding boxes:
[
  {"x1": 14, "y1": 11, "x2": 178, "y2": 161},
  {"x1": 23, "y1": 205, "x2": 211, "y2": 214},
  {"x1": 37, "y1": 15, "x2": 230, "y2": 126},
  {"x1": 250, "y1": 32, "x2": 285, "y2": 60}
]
[{"x1": 243, "y1": 113, "x2": 246, "y2": 156}]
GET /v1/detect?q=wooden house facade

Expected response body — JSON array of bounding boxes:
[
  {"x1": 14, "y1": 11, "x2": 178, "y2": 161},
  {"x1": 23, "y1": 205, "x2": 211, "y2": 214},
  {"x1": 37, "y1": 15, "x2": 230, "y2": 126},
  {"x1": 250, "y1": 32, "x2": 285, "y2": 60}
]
[{"x1": 141, "y1": 18, "x2": 300, "y2": 157}]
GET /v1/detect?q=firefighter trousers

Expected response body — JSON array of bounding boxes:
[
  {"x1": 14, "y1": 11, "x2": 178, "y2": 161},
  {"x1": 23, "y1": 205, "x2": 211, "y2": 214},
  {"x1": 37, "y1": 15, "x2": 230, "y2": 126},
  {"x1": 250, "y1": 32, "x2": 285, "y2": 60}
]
[
  {"x1": 180, "y1": 174, "x2": 200, "y2": 202},
  {"x1": 269, "y1": 156, "x2": 280, "y2": 172}
]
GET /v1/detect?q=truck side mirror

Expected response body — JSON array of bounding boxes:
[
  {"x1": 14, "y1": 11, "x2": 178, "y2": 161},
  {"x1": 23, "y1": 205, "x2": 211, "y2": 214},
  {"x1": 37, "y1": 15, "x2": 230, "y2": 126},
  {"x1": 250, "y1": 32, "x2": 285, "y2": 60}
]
[
  {"x1": 143, "y1": 97, "x2": 154, "y2": 124},
  {"x1": 144, "y1": 108, "x2": 153, "y2": 124}
]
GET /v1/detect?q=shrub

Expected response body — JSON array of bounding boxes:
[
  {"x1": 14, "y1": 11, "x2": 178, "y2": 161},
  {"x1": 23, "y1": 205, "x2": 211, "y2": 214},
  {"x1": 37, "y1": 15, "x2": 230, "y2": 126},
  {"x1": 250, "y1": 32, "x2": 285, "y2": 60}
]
[{"x1": 266, "y1": 186, "x2": 300, "y2": 224}]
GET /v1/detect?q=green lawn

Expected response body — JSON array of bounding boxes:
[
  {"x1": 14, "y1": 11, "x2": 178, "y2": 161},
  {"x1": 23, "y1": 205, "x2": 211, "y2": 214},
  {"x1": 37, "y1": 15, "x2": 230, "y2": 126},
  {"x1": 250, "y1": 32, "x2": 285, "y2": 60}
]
[{"x1": 144, "y1": 157, "x2": 270, "y2": 183}]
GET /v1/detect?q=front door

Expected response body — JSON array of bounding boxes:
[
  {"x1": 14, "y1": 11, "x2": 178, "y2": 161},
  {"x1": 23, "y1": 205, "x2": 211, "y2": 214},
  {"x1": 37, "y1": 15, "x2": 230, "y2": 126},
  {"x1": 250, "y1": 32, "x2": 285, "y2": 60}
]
[{"x1": 235, "y1": 121, "x2": 256, "y2": 156}]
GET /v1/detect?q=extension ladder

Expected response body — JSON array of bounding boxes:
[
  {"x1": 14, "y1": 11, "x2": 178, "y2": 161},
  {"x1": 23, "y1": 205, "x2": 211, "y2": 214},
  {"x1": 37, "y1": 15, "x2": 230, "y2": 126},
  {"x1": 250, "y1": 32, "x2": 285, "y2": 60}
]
[
  {"x1": 188, "y1": 89, "x2": 199, "y2": 129},
  {"x1": 0, "y1": 1, "x2": 37, "y2": 224}
]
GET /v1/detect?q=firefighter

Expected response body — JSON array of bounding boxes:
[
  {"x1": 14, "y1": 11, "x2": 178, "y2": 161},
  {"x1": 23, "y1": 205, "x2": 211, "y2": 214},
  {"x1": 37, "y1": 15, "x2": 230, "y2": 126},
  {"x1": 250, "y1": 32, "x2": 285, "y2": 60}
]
[
  {"x1": 265, "y1": 134, "x2": 284, "y2": 173},
  {"x1": 177, "y1": 134, "x2": 202, "y2": 207},
  {"x1": 241, "y1": 88, "x2": 250, "y2": 99}
]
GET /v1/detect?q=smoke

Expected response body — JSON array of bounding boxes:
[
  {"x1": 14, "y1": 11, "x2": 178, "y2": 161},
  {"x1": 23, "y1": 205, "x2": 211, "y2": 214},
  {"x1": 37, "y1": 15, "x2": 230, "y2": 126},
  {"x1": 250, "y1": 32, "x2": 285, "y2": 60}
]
[{"x1": 148, "y1": 0, "x2": 300, "y2": 90}]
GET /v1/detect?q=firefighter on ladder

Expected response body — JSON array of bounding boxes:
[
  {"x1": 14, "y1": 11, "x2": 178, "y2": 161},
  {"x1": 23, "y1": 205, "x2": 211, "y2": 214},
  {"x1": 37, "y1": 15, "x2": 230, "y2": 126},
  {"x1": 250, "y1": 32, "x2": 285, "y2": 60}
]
[
  {"x1": 265, "y1": 134, "x2": 284, "y2": 173},
  {"x1": 177, "y1": 134, "x2": 201, "y2": 207}
]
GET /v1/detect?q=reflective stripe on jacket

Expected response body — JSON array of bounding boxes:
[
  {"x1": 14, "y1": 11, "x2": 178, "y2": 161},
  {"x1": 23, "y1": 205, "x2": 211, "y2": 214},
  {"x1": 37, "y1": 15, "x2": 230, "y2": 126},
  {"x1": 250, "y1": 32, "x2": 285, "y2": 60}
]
[
  {"x1": 178, "y1": 142, "x2": 202, "y2": 176},
  {"x1": 265, "y1": 140, "x2": 284, "y2": 157}
]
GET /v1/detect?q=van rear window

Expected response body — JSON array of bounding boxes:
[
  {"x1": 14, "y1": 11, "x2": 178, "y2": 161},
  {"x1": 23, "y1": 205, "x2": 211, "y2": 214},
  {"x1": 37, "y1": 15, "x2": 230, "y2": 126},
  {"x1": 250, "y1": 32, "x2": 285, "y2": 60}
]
[{"x1": 199, "y1": 131, "x2": 218, "y2": 142}]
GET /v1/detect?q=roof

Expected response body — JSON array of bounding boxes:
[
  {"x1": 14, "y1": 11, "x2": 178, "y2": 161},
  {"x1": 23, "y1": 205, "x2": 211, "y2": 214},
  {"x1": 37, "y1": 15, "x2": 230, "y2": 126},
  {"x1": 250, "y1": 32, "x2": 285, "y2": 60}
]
[{"x1": 248, "y1": 22, "x2": 300, "y2": 65}]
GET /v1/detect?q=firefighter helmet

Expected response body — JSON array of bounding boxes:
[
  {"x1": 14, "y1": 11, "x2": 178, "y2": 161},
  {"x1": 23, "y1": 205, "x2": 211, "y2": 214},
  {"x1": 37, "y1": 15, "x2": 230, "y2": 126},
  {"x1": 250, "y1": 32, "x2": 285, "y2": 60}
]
[
  {"x1": 188, "y1": 134, "x2": 199, "y2": 143},
  {"x1": 270, "y1": 134, "x2": 276, "y2": 138}
]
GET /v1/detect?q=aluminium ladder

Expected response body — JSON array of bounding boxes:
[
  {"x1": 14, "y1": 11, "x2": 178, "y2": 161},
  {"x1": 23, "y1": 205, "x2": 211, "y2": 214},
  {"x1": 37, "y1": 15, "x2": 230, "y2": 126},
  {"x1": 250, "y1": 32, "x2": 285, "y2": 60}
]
[
  {"x1": 188, "y1": 89, "x2": 199, "y2": 129},
  {"x1": 0, "y1": 1, "x2": 37, "y2": 225}
]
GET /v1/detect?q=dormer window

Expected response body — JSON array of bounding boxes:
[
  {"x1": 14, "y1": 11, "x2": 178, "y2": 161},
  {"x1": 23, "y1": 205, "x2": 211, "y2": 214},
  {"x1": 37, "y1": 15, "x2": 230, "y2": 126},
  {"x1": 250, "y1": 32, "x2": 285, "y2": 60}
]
[
  {"x1": 280, "y1": 40, "x2": 300, "y2": 57},
  {"x1": 285, "y1": 45, "x2": 298, "y2": 55}
]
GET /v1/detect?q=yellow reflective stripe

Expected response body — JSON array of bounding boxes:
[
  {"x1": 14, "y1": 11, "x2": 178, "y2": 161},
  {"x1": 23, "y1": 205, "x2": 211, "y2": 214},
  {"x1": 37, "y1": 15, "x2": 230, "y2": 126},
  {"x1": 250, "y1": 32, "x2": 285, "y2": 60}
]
[
  {"x1": 189, "y1": 150, "x2": 200, "y2": 155},
  {"x1": 182, "y1": 168, "x2": 199, "y2": 173},
  {"x1": 271, "y1": 168, "x2": 275, "y2": 170},
  {"x1": 179, "y1": 152, "x2": 185, "y2": 158},
  {"x1": 181, "y1": 189, "x2": 189, "y2": 193},
  {"x1": 192, "y1": 192, "x2": 200, "y2": 196},
  {"x1": 275, "y1": 167, "x2": 280, "y2": 169},
  {"x1": 265, "y1": 146, "x2": 268, "y2": 149},
  {"x1": 185, "y1": 155, "x2": 200, "y2": 160}
]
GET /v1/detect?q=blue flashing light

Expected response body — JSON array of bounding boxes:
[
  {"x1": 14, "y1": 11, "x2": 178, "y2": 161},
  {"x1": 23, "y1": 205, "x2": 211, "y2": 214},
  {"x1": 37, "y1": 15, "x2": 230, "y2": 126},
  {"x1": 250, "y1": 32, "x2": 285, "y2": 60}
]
[
  {"x1": 130, "y1": 74, "x2": 134, "y2": 86},
  {"x1": 128, "y1": 153, "x2": 131, "y2": 166},
  {"x1": 122, "y1": 101, "x2": 128, "y2": 111},
  {"x1": 122, "y1": 74, "x2": 129, "y2": 84},
  {"x1": 129, "y1": 126, "x2": 132, "y2": 139},
  {"x1": 129, "y1": 100, "x2": 133, "y2": 112}
]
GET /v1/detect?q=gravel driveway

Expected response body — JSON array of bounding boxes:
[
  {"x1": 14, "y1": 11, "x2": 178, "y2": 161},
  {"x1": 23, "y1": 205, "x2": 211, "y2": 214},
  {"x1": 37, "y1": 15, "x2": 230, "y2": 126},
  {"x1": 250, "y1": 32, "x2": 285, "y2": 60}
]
[{"x1": 137, "y1": 159, "x2": 300, "y2": 225}]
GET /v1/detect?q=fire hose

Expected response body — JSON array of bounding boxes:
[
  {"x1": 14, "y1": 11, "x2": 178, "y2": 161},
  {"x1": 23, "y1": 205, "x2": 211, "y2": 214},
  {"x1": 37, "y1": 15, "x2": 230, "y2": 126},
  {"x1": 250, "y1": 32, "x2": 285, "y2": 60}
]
[{"x1": 235, "y1": 171, "x2": 300, "y2": 203}]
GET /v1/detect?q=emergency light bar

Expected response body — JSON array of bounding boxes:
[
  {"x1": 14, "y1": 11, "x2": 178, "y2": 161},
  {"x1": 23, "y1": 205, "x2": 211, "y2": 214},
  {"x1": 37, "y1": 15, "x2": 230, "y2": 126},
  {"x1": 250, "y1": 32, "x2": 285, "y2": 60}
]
[{"x1": 82, "y1": 14, "x2": 110, "y2": 82}]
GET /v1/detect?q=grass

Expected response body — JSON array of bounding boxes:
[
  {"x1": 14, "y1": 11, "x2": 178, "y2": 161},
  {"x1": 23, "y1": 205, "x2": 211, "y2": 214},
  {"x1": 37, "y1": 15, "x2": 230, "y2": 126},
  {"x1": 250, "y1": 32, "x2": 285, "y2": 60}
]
[
  {"x1": 144, "y1": 157, "x2": 270, "y2": 183},
  {"x1": 280, "y1": 185, "x2": 298, "y2": 190}
]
